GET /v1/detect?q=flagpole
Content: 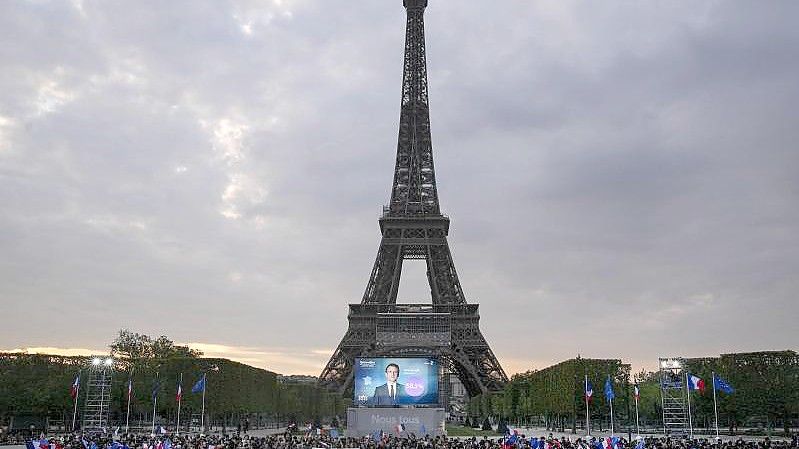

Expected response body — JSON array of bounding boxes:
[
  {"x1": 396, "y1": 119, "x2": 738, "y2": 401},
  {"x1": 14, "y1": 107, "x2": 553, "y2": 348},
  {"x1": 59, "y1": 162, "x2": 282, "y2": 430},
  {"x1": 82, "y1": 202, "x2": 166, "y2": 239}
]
[
  {"x1": 71, "y1": 371, "x2": 80, "y2": 432},
  {"x1": 712, "y1": 372, "x2": 719, "y2": 440},
  {"x1": 152, "y1": 372, "x2": 159, "y2": 436},
  {"x1": 585, "y1": 375, "x2": 591, "y2": 437},
  {"x1": 177, "y1": 373, "x2": 183, "y2": 436},
  {"x1": 125, "y1": 377, "x2": 132, "y2": 434},
  {"x1": 660, "y1": 370, "x2": 666, "y2": 436},
  {"x1": 609, "y1": 396, "x2": 614, "y2": 436},
  {"x1": 634, "y1": 386, "x2": 640, "y2": 438},
  {"x1": 200, "y1": 373, "x2": 207, "y2": 433},
  {"x1": 685, "y1": 372, "x2": 693, "y2": 439}
]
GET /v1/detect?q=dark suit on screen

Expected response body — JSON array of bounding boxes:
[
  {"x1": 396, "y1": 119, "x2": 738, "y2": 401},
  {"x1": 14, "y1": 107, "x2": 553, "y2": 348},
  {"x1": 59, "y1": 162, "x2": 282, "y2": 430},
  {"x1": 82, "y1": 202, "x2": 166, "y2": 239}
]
[{"x1": 369, "y1": 383, "x2": 407, "y2": 406}]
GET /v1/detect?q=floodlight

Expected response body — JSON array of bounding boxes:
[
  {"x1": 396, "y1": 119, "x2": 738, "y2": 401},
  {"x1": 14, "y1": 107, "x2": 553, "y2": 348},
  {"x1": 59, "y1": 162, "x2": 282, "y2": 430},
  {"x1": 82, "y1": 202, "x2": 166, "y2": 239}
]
[
  {"x1": 92, "y1": 357, "x2": 102, "y2": 365},
  {"x1": 660, "y1": 359, "x2": 683, "y2": 369},
  {"x1": 104, "y1": 358, "x2": 114, "y2": 366}
]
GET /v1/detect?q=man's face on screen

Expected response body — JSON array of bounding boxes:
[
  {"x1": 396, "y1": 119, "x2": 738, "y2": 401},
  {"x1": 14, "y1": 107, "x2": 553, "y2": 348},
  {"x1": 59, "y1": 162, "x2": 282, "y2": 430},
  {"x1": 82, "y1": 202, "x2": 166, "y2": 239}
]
[{"x1": 385, "y1": 365, "x2": 399, "y2": 383}]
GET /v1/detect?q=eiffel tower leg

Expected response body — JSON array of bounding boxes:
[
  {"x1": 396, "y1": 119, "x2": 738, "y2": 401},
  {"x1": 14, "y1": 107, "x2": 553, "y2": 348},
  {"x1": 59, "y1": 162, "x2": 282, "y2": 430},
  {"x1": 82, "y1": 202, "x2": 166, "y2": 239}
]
[
  {"x1": 319, "y1": 330, "x2": 365, "y2": 393},
  {"x1": 448, "y1": 316, "x2": 508, "y2": 396},
  {"x1": 322, "y1": 240, "x2": 404, "y2": 389},
  {"x1": 362, "y1": 240, "x2": 404, "y2": 304},
  {"x1": 426, "y1": 241, "x2": 465, "y2": 305}
]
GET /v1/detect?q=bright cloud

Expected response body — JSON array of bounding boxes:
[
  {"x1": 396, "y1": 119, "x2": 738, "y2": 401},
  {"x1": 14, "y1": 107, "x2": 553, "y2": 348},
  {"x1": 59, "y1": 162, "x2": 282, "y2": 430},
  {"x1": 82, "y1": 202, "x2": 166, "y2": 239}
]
[
  {"x1": 1, "y1": 347, "x2": 108, "y2": 357},
  {"x1": 206, "y1": 118, "x2": 250, "y2": 166},
  {"x1": 183, "y1": 342, "x2": 330, "y2": 375},
  {"x1": 220, "y1": 172, "x2": 268, "y2": 220}
]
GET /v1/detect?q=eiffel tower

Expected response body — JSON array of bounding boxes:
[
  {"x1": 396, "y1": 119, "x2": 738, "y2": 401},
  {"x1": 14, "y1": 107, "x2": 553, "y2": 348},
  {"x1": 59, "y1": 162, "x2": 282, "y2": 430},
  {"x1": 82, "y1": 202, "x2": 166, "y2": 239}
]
[{"x1": 319, "y1": 0, "x2": 508, "y2": 399}]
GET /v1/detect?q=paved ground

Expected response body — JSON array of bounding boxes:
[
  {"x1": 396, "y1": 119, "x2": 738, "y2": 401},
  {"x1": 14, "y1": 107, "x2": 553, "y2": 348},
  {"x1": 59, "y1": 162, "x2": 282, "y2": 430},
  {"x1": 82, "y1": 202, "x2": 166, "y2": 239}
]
[
  {"x1": 239, "y1": 428, "x2": 288, "y2": 437},
  {"x1": 236, "y1": 426, "x2": 794, "y2": 442},
  {"x1": 505, "y1": 426, "x2": 794, "y2": 442}
]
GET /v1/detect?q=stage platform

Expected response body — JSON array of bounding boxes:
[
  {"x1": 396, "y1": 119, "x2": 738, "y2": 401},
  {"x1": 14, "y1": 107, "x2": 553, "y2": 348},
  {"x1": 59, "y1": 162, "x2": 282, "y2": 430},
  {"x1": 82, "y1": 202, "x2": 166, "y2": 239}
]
[{"x1": 346, "y1": 407, "x2": 445, "y2": 437}]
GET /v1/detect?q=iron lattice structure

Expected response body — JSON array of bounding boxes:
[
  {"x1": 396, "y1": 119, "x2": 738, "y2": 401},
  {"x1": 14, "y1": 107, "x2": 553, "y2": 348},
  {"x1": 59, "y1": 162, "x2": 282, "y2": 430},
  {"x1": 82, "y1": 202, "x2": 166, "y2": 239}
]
[
  {"x1": 81, "y1": 358, "x2": 113, "y2": 433},
  {"x1": 320, "y1": 0, "x2": 508, "y2": 399},
  {"x1": 659, "y1": 357, "x2": 689, "y2": 436}
]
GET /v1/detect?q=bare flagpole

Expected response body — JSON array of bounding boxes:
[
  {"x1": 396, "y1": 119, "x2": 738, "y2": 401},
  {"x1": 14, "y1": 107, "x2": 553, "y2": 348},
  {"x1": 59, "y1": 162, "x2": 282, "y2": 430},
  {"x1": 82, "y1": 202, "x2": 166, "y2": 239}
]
[
  {"x1": 585, "y1": 375, "x2": 591, "y2": 437},
  {"x1": 125, "y1": 375, "x2": 132, "y2": 434},
  {"x1": 151, "y1": 372, "x2": 159, "y2": 436},
  {"x1": 634, "y1": 384, "x2": 641, "y2": 438},
  {"x1": 609, "y1": 395, "x2": 615, "y2": 435},
  {"x1": 176, "y1": 373, "x2": 183, "y2": 436}
]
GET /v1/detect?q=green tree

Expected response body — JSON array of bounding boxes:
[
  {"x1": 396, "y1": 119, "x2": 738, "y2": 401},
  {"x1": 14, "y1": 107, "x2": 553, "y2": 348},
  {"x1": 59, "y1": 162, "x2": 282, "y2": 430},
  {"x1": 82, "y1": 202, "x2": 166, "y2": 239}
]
[{"x1": 110, "y1": 329, "x2": 203, "y2": 360}]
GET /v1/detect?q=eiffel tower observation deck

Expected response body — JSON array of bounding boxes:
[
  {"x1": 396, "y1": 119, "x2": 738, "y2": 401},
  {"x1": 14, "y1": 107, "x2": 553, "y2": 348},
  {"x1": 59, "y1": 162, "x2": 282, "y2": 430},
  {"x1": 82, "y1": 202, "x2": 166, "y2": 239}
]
[{"x1": 319, "y1": 0, "x2": 508, "y2": 399}]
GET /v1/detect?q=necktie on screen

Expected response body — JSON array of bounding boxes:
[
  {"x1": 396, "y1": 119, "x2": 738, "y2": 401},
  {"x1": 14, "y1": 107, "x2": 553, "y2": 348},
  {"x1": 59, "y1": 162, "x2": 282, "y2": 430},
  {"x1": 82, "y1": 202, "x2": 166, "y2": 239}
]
[{"x1": 390, "y1": 385, "x2": 394, "y2": 399}]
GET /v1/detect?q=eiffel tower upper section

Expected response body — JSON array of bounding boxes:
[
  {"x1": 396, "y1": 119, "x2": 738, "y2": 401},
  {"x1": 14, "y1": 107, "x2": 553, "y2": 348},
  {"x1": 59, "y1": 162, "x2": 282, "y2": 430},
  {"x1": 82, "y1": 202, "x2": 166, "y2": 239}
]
[
  {"x1": 387, "y1": 0, "x2": 439, "y2": 218},
  {"x1": 360, "y1": 0, "x2": 466, "y2": 307}
]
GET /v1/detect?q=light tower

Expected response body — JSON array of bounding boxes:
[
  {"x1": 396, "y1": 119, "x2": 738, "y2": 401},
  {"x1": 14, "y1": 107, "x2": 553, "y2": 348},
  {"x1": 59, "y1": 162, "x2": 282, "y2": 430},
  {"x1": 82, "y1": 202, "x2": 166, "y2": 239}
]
[
  {"x1": 658, "y1": 357, "x2": 689, "y2": 436},
  {"x1": 81, "y1": 356, "x2": 114, "y2": 433}
]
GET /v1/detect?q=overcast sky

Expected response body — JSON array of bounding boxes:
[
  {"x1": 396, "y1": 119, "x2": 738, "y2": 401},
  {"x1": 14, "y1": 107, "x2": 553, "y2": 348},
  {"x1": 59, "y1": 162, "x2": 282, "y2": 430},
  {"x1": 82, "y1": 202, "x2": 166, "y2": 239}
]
[{"x1": 1, "y1": 0, "x2": 798, "y2": 376}]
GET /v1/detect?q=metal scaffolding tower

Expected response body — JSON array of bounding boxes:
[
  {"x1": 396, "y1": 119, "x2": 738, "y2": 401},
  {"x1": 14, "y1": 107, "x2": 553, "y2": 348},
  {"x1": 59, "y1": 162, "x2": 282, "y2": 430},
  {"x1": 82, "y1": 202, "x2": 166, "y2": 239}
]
[
  {"x1": 659, "y1": 357, "x2": 689, "y2": 436},
  {"x1": 82, "y1": 356, "x2": 114, "y2": 433}
]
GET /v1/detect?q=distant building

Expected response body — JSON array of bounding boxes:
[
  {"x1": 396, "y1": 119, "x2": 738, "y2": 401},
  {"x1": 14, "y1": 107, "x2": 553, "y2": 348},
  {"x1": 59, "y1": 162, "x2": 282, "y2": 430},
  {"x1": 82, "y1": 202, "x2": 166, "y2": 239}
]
[
  {"x1": 278, "y1": 374, "x2": 319, "y2": 385},
  {"x1": 448, "y1": 374, "x2": 468, "y2": 422}
]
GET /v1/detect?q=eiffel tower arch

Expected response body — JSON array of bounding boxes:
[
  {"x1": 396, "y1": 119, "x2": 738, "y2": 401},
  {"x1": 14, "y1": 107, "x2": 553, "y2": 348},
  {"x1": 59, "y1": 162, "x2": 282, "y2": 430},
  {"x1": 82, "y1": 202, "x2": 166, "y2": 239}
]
[{"x1": 320, "y1": 0, "x2": 508, "y2": 401}]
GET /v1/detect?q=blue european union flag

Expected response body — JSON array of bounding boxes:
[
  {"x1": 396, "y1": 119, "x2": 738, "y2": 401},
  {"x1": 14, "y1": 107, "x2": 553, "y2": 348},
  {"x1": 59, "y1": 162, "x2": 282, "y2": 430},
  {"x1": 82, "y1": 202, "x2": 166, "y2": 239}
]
[
  {"x1": 713, "y1": 375, "x2": 734, "y2": 394},
  {"x1": 192, "y1": 374, "x2": 206, "y2": 393},
  {"x1": 604, "y1": 376, "x2": 615, "y2": 401}
]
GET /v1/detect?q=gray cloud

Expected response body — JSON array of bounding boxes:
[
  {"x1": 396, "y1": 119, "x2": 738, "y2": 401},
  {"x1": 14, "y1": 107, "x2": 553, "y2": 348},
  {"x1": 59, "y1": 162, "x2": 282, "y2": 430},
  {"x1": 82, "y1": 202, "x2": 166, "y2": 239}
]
[{"x1": 1, "y1": 0, "x2": 797, "y2": 375}]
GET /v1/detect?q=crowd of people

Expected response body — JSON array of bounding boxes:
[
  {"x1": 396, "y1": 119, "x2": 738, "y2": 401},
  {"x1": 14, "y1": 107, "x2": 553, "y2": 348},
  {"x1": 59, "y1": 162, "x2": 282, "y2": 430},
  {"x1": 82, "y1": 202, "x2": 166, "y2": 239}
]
[{"x1": 1, "y1": 431, "x2": 797, "y2": 449}]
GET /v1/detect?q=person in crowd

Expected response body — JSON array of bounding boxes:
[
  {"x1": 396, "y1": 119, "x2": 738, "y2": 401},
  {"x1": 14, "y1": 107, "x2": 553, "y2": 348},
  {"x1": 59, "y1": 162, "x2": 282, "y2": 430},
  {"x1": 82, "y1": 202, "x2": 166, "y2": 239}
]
[{"x1": 10, "y1": 431, "x2": 796, "y2": 449}]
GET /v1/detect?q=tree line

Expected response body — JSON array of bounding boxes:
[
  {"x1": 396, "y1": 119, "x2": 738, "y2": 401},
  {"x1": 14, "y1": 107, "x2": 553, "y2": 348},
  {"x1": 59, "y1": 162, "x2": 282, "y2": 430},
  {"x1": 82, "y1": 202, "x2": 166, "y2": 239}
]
[
  {"x1": 467, "y1": 357, "x2": 631, "y2": 432},
  {"x1": 683, "y1": 350, "x2": 798, "y2": 434},
  {"x1": 467, "y1": 351, "x2": 798, "y2": 435},
  {"x1": 0, "y1": 330, "x2": 348, "y2": 427},
  {"x1": 2, "y1": 330, "x2": 795, "y2": 433}
]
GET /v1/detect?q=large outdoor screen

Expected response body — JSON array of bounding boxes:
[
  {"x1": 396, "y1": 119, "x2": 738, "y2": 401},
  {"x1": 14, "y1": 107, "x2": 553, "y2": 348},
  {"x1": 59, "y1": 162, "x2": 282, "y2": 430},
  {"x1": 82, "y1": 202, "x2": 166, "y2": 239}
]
[{"x1": 353, "y1": 357, "x2": 439, "y2": 406}]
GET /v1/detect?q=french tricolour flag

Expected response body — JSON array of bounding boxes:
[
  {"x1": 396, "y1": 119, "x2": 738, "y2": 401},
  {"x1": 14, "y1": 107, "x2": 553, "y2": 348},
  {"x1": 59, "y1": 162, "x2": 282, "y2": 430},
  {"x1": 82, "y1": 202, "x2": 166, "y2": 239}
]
[
  {"x1": 687, "y1": 373, "x2": 705, "y2": 393},
  {"x1": 634, "y1": 384, "x2": 640, "y2": 401},
  {"x1": 585, "y1": 379, "x2": 593, "y2": 402},
  {"x1": 176, "y1": 383, "x2": 183, "y2": 402},
  {"x1": 70, "y1": 375, "x2": 80, "y2": 399}
]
